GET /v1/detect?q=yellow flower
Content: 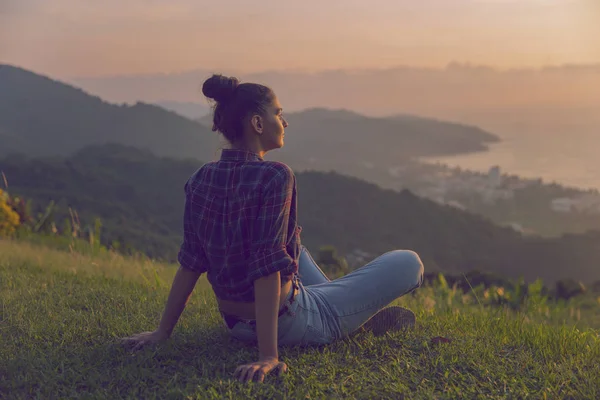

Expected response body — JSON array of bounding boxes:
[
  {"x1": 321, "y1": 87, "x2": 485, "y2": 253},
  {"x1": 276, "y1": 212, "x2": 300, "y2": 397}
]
[{"x1": 0, "y1": 189, "x2": 20, "y2": 237}]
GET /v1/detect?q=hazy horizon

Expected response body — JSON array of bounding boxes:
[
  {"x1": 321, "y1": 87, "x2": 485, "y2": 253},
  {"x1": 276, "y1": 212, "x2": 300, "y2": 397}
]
[
  {"x1": 3, "y1": 0, "x2": 598, "y2": 122},
  {"x1": 3, "y1": 0, "x2": 600, "y2": 191},
  {"x1": 2, "y1": 0, "x2": 599, "y2": 79}
]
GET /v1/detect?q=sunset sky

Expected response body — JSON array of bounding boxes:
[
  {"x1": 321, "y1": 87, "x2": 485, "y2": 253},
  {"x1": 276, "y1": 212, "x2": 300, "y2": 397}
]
[{"x1": 1, "y1": 0, "x2": 599, "y2": 78}]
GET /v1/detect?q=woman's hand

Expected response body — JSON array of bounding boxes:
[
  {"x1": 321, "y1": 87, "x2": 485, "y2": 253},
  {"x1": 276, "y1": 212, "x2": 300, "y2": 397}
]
[
  {"x1": 234, "y1": 357, "x2": 288, "y2": 383},
  {"x1": 119, "y1": 267, "x2": 201, "y2": 352},
  {"x1": 120, "y1": 330, "x2": 168, "y2": 351}
]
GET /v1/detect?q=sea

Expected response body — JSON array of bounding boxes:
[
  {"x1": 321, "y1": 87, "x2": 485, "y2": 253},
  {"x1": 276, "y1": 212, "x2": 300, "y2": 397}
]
[{"x1": 422, "y1": 116, "x2": 600, "y2": 192}]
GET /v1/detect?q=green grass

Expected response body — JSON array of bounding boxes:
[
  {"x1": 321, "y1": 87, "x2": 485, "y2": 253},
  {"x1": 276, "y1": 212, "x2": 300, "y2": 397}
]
[{"x1": 1, "y1": 239, "x2": 599, "y2": 399}]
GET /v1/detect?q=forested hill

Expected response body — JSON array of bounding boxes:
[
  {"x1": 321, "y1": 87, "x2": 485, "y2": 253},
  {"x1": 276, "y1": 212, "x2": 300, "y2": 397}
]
[
  {"x1": 0, "y1": 64, "x2": 222, "y2": 160},
  {"x1": 274, "y1": 108, "x2": 499, "y2": 169},
  {"x1": 2, "y1": 143, "x2": 599, "y2": 285}
]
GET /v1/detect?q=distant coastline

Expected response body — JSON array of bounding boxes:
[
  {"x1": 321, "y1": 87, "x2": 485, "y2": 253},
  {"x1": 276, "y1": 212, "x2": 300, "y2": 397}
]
[{"x1": 420, "y1": 132, "x2": 600, "y2": 192}]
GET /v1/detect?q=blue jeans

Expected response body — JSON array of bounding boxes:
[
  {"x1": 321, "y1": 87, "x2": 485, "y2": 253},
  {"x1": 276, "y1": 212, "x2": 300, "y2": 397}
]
[{"x1": 229, "y1": 246, "x2": 424, "y2": 346}]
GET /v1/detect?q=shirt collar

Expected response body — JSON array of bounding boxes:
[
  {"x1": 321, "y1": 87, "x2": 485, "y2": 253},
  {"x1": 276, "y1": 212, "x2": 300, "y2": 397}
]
[{"x1": 220, "y1": 149, "x2": 264, "y2": 162}]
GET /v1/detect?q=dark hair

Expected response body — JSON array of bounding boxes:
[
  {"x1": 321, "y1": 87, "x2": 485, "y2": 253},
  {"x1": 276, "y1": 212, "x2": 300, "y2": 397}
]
[{"x1": 202, "y1": 74, "x2": 275, "y2": 144}]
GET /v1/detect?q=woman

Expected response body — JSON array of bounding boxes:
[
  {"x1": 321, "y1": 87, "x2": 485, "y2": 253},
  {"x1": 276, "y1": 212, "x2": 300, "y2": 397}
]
[{"x1": 121, "y1": 74, "x2": 424, "y2": 383}]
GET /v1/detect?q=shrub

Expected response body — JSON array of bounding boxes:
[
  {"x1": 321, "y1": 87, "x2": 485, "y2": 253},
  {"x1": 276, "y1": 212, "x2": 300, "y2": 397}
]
[
  {"x1": 0, "y1": 189, "x2": 20, "y2": 237},
  {"x1": 555, "y1": 279, "x2": 586, "y2": 301}
]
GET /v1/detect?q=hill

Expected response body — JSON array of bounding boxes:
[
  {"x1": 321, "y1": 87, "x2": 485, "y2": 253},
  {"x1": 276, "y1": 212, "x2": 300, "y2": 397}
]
[
  {"x1": 1, "y1": 239, "x2": 599, "y2": 398},
  {"x1": 2, "y1": 144, "x2": 599, "y2": 285},
  {"x1": 0, "y1": 144, "x2": 199, "y2": 259},
  {"x1": 280, "y1": 108, "x2": 498, "y2": 164},
  {"x1": 201, "y1": 107, "x2": 500, "y2": 171},
  {"x1": 0, "y1": 64, "x2": 222, "y2": 160},
  {"x1": 1, "y1": 65, "x2": 498, "y2": 168}
]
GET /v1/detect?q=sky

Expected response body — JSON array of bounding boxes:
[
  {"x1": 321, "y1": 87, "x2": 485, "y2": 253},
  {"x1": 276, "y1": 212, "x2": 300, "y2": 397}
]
[{"x1": 1, "y1": 0, "x2": 599, "y2": 79}]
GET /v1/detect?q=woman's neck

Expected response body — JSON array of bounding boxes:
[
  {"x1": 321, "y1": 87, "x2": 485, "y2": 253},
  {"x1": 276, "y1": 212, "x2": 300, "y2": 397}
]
[{"x1": 229, "y1": 143, "x2": 266, "y2": 159}]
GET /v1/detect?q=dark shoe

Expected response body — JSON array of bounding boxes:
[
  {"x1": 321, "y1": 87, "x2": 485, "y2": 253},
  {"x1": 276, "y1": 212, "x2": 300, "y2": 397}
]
[{"x1": 361, "y1": 306, "x2": 416, "y2": 336}]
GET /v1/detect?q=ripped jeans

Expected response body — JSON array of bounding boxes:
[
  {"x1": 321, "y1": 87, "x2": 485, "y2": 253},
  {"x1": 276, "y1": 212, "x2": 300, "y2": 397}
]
[{"x1": 227, "y1": 245, "x2": 424, "y2": 346}]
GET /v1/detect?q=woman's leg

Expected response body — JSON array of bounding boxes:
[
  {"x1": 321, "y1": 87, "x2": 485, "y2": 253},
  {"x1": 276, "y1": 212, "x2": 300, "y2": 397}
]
[
  {"x1": 237, "y1": 248, "x2": 423, "y2": 347},
  {"x1": 300, "y1": 250, "x2": 424, "y2": 343},
  {"x1": 297, "y1": 245, "x2": 330, "y2": 286}
]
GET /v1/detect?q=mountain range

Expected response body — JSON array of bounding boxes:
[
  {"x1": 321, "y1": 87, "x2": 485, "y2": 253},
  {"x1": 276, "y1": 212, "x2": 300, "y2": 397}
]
[{"x1": 0, "y1": 64, "x2": 498, "y2": 168}]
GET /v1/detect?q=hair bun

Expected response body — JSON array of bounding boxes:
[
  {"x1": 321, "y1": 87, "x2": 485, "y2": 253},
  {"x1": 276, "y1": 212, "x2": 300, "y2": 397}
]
[{"x1": 202, "y1": 74, "x2": 240, "y2": 103}]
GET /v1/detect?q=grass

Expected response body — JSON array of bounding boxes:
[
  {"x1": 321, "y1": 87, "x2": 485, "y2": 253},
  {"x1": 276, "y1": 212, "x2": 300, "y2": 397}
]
[{"x1": 1, "y1": 239, "x2": 599, "y2": 399}]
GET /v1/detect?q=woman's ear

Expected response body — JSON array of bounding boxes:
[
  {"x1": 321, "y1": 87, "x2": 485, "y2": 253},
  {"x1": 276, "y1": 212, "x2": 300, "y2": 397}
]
[{"x1": 251, "y1": 114, "x2": 263, "y2": 135}]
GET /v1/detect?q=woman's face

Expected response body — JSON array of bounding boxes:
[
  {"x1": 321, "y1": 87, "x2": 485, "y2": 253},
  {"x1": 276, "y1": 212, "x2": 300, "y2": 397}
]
[{"x1": 259, "y1": 96, "x2": 289, "y2": 150}]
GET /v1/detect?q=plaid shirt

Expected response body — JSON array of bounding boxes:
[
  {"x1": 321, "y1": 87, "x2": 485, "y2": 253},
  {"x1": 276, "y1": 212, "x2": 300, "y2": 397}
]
[{"x1": 177, "y1": 149, "x2": 301, "y2": 302}]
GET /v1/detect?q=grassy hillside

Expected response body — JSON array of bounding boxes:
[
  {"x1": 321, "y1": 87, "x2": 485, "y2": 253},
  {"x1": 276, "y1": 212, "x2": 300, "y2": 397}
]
[
  {"x1": 2, "y1": 144, "x2": 600, "y2": 285},
  {"x1": 1, "y1": 239, "x2": 599, "y2": 398}
]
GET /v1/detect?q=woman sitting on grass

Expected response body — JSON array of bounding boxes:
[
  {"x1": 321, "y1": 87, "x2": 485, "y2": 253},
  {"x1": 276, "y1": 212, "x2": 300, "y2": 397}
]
[{"x1": 121, "y1": 74, "x2": 425, "y2": 383}]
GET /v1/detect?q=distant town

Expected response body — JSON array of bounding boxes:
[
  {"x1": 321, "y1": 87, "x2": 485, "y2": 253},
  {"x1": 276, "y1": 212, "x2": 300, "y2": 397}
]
[
  {"x1": 400, "y1": 163, "x2": 600, "y2": 215},
  {"x1": 311, "y1": 156, "x2": 600, "y2": 238}
]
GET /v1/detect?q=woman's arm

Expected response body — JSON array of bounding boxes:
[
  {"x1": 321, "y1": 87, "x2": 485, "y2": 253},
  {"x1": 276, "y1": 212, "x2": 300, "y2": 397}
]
[
  {"x1": 253, "y1": 271, "x2": 281, "y2": 360},
  {"x1": 234, "y1": 271, "x2": 288, "y2": 382},
  {"x1": 157, "y1": 266, "x2": 202, "y2": 337},
  {"x1": 121, "y1": 266, "x2": 201, "y2": 350}
]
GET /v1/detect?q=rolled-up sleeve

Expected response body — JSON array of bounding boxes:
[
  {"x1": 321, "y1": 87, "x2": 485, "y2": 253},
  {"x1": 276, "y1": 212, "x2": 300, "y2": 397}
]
[
  {"x1": 247, "y1": 166, "x2": 298, "y2": 283},
  {"x1": 177, "y1": 182, "x2": 208, "y2": 274}
]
